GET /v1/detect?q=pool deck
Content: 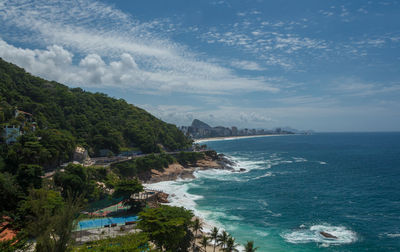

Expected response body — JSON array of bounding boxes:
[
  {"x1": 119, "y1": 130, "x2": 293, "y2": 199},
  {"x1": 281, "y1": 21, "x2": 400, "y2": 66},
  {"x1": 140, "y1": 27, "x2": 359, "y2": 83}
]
[{"x1": 77, "y1": 216, "x2": 138, "y2": 231}]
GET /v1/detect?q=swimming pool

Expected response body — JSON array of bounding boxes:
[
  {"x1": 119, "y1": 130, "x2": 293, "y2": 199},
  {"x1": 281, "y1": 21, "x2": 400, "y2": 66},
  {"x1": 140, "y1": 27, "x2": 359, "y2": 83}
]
[{"x1": 77, "y1": 216, "x2": 138, "y2": 230}]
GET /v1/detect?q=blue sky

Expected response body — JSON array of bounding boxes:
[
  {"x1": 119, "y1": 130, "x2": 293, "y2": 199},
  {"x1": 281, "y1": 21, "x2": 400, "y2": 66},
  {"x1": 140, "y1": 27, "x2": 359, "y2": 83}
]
[{"x1": 0, "y1": 0, "x2": 399, "y2": 131}]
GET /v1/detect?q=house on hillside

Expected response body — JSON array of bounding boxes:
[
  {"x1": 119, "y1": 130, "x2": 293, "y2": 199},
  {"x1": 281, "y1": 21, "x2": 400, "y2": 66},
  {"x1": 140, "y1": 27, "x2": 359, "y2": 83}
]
[
  {"x1": 1, "y1": 108, "x2": 37, "y2": 144},
  {"x1": 2, "y1": 125, "x2": 21, "y2": 144},
  {"x1": 15, "y1": 109, "x2": 33, "y2": 122}
]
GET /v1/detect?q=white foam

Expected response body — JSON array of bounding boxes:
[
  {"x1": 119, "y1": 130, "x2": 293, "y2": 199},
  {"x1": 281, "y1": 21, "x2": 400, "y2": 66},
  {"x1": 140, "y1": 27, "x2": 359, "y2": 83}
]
[
  {"x1": 281, "y1": 224, "x2": 357, "y2": 246},
  {"x1": 252, "y1": 172, "x2": 274, "y2": 180},
  {"x1": 145, "y1": 180, "x2": 230, "y2": 233},
  {"x1": 387, "y1": 233, "x2": 400, "y2": 238},
  {"x1": 318, "y1": 161, "x2": 327, "y2": 165},
  {"x1": 229, "y1": 156, "x2": 266, "y2": 172},
  {"x1": 255, "y1": 230, "x2": 270, "y2": 237},
  {"x1": 145, "y1": 180, "x2": 202, "y2": 211},
  {"x1": 292, "y1": 157, "x2": 308, "y2": 162},
  {"x1": 194, "y1": 169, "x2": 247, "y2": 182}
]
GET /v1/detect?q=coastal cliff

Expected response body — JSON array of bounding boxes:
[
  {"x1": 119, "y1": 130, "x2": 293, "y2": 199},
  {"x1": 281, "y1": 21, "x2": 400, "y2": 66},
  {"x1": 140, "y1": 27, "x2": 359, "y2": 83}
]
[{"x1": 145, "y1": 152, "x2": 234, "y2": 183}]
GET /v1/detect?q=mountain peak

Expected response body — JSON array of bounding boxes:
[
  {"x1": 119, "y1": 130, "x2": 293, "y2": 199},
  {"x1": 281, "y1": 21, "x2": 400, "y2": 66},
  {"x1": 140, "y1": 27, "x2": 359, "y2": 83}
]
[{"x1": 191, "y1": 119, "x2": 212, "y2": 129}]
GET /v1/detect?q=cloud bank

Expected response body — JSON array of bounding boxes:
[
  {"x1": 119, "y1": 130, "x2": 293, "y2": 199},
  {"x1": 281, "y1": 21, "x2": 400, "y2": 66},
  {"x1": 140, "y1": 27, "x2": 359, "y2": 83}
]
[{"x1": 0, "y1": 0, "x2": 278, "y2": 94}]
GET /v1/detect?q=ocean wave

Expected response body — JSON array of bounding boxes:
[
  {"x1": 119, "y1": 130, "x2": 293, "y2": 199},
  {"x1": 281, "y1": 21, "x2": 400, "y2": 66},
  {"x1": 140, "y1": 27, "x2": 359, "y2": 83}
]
[
  {"x1": 255, "y1": 230, "x2": 270, "y2": 237},
  {"x1": 229, "y1": 156, "x2": 266, "y2": 172},
  {"x1": 292, "y1": 157, "x2": 308, "y2": 162},
  {"x1": 281, "y1": 223, "x2": 357, "y2": 246},
  {"x1": 252, "y1": 172, "x2": 274, "y2": 180},
  {"x1": 144, "y1": 180, "x2": 230, "y2": 233},
  {"x1": 145, "y1": 181, "x2": 202, "y2": 210},
  {"x1": 228, "y1": 153, "x2": 311, "y2": 173},
  {"x1": 194, "y1": 169, "x2": 248, "y2": 182}
]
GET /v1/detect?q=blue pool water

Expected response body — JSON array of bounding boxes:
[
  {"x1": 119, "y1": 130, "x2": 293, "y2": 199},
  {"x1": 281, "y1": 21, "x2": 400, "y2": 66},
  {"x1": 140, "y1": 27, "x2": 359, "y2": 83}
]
[
  {"x1": 77, "y1": 216, "x2": 138, "y2": 230},
  {"x1": 150, "y1": 133, "x2": 400, "y2": 251}
]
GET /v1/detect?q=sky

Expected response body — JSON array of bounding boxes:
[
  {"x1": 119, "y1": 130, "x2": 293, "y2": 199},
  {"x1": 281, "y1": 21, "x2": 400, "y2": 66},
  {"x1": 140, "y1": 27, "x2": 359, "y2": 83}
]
[{"x1": 0, "y1": 0, "x2": 399, "y2": 132}]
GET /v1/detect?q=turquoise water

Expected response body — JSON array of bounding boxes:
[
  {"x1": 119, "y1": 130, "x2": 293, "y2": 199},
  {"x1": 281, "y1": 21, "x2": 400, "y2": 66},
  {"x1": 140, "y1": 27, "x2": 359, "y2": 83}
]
[
  {"x1": 77, "y1": 216, "x2": 138, "y2": 230},
  {"x1": 151, "y1": 133, "x2": 400, "y2": 251}
]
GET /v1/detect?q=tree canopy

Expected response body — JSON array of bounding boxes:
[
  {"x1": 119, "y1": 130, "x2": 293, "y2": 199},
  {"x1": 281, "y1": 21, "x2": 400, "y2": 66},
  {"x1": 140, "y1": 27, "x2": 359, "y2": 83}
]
[
  {"x1": 0, "y1": 57, "x2": 192, "y2": 156},
  {"x1": 138, "y1": 205, "x2": 194, "y2": 251}
]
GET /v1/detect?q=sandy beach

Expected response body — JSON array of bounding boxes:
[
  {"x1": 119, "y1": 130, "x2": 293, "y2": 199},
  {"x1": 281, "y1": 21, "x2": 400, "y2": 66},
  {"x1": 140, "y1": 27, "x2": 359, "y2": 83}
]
[{"x1": 194, "y1": 134, "x2": 290, "y2": 143}]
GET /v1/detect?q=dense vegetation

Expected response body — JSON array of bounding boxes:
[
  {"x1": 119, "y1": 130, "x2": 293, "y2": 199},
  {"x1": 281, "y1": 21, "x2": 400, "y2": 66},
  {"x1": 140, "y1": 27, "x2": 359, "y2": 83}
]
[
  {"x1": 111, "y1": 153, "x2": 175, "y2": 178},
  {"x1": 0, "y1": 57, "x2": 191, "y2": 156},
  {"x1": 138, "y1": 205, "x2": 194, "y2": 251},
  {"x1": 176, "y1": 151, "x2": 205, "y2": 166},
  {"x1": 111, "y1": 151, "x2": 208, "y2": 180}
]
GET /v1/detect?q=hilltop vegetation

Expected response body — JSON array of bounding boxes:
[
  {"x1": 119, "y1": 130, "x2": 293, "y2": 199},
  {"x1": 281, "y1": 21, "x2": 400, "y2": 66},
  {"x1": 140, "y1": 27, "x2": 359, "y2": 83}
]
[{"x1": 0, "y1": 57, "x2": 191, "y2": 156}]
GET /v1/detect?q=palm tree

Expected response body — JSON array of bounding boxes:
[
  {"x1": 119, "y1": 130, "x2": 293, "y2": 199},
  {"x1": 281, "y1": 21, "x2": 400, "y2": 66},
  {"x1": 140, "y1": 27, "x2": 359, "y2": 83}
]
[
  {"x1": 244, "y1": 240, "x2": 258, "y2": 252},
  {"x1": 210, "y1": 227, "x2": 219, "y2": 252},
  {"x1": 192, "y1": 218, "x2": 203, "y2": 251},
  {"x1": 223, "y1": 236, "x2": 239, "y2": 252},
  {"x1": 193, "y1": 218, "x2": 203, "y2": 238},
  {"x1": 217, "y1": 230, "x2": 229, "y2": 249},
  {"x1": 200, "y1": 235, "x2": 210, "y2": 252}
]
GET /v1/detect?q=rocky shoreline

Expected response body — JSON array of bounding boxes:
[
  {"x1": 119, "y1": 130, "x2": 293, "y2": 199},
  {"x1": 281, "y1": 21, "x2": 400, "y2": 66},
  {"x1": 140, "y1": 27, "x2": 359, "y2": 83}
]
[{"x1": 143, "y1": 152, "x2": 235, "y2": 184}]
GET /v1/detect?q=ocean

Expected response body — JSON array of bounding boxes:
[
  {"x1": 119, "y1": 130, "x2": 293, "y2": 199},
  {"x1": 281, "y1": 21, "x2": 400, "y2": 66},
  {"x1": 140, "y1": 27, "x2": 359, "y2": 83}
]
[{"x1": 148, "y1": 133, "x2": 400, "y2": 251}]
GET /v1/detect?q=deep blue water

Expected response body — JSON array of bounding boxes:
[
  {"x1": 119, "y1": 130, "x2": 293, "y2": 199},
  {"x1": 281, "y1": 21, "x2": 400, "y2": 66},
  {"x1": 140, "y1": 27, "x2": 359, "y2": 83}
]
[{"x1": 186, "y1": 133, "x2": 400, "y2": 251}]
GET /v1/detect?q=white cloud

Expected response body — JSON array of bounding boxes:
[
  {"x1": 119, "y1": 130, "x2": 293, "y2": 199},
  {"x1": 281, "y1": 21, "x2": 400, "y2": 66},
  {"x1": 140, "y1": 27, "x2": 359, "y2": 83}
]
[
  {"x1": 332, "y1": 78, "x2": 400, "y2": 97},
  {"x1": 230, "y1": 60, "x2": 266, "y2": 71},
  {"x1": 0, "y1": 39, "x2": 279, "y2": 93},
  {"x1": 200, "y1": 19, "x2": 328, "y2": 69},
  {"x1": 0, "y1": 0, "x2": 280, "y2": 94}
]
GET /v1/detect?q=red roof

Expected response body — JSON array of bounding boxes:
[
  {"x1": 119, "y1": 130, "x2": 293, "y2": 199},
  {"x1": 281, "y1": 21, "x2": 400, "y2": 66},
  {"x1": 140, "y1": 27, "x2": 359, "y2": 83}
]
[
  {"x1": 17, "y1": 110, "x2": 33, "y2": 116},
  {"x1": 0, "y1": 216, "x2": 17, "y2": 242}
]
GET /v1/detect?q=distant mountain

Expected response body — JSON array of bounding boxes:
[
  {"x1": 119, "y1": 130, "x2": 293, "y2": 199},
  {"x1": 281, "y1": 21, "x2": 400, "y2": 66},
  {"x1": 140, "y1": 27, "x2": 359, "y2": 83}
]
[
  {"x1": 182, "y1": 119, "x2": 298, "y2": 139},
  {"x1": 191, "y1": 119, "x2": 212, "y2": 129}
]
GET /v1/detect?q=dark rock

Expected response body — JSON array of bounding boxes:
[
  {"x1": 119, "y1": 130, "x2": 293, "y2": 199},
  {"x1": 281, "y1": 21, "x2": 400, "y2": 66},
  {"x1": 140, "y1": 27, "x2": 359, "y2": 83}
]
[{"x1": 320, "y1": 231, "x2": 338, "y2": 239}]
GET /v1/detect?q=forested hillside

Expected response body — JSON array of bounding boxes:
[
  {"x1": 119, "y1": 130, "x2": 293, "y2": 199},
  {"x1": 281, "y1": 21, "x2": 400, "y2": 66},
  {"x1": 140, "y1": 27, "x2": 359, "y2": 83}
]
[{"x1": 0, "y1": 58, "x2": 191, "y2": 155}]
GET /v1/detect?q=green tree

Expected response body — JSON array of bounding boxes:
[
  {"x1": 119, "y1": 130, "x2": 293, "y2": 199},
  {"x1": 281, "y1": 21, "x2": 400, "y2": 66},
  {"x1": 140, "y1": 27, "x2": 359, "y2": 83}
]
[
  {"x1": 19, "y1": 189, "x2": 65, "y2": 236},
  {"x1": 0, "y1": 172, "x2": 23, "y2": 212},
  {"x1": 244, "y1": 240, "x2": 258, "y2": 252},
  {"x1": 217, "y1": 230, "x2": 229, "y2": 249},
  {"x1": 192, "y1": 218, "x2": 203, "y2": 251},
  {"x1": 54, "y1": 164, "x2": 99, "y2": 201},
  {"x1": 193, "y1": 218, "x2": 203, "y2": 238},
  {"x1": 210, "y1": 227, "x2": 219, "y2": 252},
  {"x1": 6, "y1": 134, "x2": 50, "y2": 169},
  {"x1": 223, "y1": 236, "x2": 239, "y2": 252},
  {"x1": 200, "y1": 235, "x2": 210, "y2": 252},
  {"x1": 21, "y1": 189, "x2": 83, "y2": 252},
  {"x1": 138, "y1": 205, "x2": 194, "y2": 251},
  {"x1": 38, "y1": 129, "x2": 76, "y2": 165},
  {"x1": 16, "y1": 164, "x2": 43, "y2": 192},
  {"x1": 112, "y1": 178, "x2": 143, "y2": 211}
]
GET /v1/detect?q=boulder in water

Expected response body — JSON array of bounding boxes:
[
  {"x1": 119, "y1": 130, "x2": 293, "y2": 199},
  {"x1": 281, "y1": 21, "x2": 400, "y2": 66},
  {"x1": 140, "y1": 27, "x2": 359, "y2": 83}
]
[{"x1": 320, "y1": 231, "x2": 338, "y2": 239}]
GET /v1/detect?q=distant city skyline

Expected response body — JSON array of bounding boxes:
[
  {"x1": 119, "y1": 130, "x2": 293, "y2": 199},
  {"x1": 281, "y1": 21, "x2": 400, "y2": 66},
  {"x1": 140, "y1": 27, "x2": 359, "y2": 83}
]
[{"x1": 0, "y1": 0, "x2": 399, "y2": 131}]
